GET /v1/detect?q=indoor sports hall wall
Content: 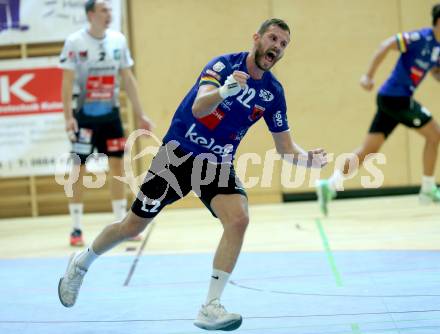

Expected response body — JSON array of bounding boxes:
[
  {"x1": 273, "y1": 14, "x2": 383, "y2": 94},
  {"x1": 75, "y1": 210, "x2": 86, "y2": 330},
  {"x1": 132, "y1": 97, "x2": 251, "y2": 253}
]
[
  {"x1": 129, "y1": 0, "x2": 440, "y2": 202},
  {"x1": 0, "y1": 1, "x2": 134, "y2": 218},
  {"x1": 0, "y1": 1, "x2": 439, "y2": 218}
]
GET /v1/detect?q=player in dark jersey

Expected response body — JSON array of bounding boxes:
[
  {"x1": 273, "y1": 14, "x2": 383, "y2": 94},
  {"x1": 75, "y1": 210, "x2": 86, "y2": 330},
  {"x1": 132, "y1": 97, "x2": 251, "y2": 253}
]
[
  {"x1": 58, "y1": 18, "x2": 328, "y2": 331},
  {"x1": 60, "y1": 0, "x2": 154, "y2": 246},
  {"x1": 316, "y1": 4, "x2": 440, "y2": 216}
]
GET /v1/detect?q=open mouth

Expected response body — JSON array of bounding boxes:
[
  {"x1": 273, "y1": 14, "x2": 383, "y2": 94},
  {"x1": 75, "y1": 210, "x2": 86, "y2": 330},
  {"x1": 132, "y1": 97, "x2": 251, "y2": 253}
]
[{"x1": 265, "y1": 50, "x2": 277, "y2": 64}]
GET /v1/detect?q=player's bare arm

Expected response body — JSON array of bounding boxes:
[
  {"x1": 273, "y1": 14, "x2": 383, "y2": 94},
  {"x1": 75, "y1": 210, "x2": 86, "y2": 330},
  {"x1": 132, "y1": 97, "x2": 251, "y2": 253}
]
[
  {"x1": 361, "y1": 36, "x2": 399, "y2": 91},
  {"x1": 272, "y1": 131, "x2": 328, "y2": 168},
  {"x1": 62, "y1": 69, "x2": 78, "y2": 140},
  {"x1": 120, "y1": 68, "x2": 154, "y2": 132}
]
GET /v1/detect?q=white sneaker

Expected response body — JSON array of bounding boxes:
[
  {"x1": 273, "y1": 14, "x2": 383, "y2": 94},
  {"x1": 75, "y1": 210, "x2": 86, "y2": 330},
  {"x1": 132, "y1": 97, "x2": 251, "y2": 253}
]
[
  {"x1": 194, "y1": 299, "x2": 242, "y2": 331},
  {"x1": 419, "y1": 186, "x2": 440, "y2": 204},
  {"x1": 58, "y1": 252, "x2": 87, "y2": 307}
]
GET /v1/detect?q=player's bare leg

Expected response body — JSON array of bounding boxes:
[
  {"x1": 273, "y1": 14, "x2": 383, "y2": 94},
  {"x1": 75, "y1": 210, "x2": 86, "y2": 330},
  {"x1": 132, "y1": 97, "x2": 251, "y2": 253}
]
[
  {"x1": 416, "y1": 120, "x2": 440, "y2": 203},
  {"x1": 69, "y1": 164, "x2": 87, "y2": 246},
  {"x1": 194, "y1": 194, "x2": 248, "y2": 331},
  {"x1": 316, "y1": 133, "x2": 385, "y2": 215},
  {"x1": 58, "y1": 211, "x2": 152, "y2": 307}
]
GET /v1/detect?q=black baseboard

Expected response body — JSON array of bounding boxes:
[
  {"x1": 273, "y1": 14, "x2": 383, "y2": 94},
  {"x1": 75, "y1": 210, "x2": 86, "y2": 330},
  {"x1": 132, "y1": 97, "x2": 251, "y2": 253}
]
[{"x1": 282, "y1": 185, "x2": 421, "y2": 202}]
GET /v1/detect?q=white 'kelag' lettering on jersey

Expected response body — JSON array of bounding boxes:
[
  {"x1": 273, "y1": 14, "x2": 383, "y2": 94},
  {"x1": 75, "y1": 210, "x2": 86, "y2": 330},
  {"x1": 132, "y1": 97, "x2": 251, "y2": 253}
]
[{"x1": 185, "y1": 123, "x2": 233, "y2": 156}]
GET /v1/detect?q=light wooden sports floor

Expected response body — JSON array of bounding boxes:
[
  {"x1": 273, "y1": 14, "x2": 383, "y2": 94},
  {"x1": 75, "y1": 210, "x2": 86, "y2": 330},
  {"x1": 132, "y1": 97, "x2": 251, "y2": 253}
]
[
  {"x1": 1, "y1": 195, "x2": 440, "y2": 334},
  {"x1": 1, "y1": 194, "x2": 438, "y2": 259}
]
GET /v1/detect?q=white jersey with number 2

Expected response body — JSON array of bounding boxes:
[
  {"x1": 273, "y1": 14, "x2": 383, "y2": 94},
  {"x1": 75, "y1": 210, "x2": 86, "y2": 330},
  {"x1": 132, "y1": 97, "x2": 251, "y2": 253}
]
[{"x1": 59, "y1": 28, "x2": 134, "y2": 118}]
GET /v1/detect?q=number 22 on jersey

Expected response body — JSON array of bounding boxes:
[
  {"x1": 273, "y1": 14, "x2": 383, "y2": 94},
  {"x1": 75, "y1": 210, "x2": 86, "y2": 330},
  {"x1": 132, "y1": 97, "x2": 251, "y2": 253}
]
[{"x1": 236, "y1": 85, "x2": 255, "y2": 108}]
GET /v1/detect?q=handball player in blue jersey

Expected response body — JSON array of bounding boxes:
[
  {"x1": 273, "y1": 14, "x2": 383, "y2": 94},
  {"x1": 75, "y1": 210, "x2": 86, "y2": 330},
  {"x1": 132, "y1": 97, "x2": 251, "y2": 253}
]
[
  {"x1": 316, "y1": 4, "x2": 440, "y2": 216},
  {"x1": 58, "y1": 18, "x2": 328, "y2": 331}
]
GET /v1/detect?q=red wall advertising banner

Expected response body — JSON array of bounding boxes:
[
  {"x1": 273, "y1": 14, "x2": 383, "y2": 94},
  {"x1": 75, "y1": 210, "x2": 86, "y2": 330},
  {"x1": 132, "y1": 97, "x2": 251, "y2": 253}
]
[{"x1": 0, "y1": 58, "x2": 70, "y2": 177}]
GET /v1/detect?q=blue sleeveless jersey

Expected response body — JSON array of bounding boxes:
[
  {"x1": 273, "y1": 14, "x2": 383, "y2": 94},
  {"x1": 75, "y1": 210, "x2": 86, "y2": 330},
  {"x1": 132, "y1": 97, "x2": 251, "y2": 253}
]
[
  {"x1": 163, "y1": 52, "x2": 289, "y2": 160},
  {"x1": 379, "y1": 28, "x2": 440, "y2": 96}
]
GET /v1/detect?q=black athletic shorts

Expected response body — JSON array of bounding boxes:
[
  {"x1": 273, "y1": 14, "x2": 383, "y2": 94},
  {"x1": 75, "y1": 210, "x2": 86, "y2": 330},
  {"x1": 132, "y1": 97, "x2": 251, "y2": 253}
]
[
  {"x1": 131, "y1": 142, "x2": 247, "y2": 219},
  {"x1": 71, "y1": 110, "x2": 125, "y2": 164},
  {"x1": 369, "y1": 95, "x2": 432, "y2": 138}
]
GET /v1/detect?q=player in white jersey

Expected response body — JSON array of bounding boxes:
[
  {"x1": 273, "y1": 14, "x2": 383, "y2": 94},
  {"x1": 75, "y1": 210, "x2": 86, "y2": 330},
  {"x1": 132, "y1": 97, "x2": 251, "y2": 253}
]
[{"x1": 59, "y1": 0, "x2": 154, "y2": 246}]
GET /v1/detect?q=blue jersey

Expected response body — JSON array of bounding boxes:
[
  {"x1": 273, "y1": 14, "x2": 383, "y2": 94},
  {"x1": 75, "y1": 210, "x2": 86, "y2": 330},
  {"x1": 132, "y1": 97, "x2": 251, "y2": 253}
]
[
  {"x1": 380, "y1": 28, "x2": 440, "y2": 96},
  {"x1": 163, "y1": 52, "x2": 289, "y2": 160}
]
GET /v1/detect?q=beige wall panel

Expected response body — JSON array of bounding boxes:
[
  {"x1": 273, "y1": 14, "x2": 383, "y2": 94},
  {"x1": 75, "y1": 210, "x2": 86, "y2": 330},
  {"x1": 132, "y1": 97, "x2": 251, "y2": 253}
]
[
  {"x1": 400, "y1": 0, "x2": 440, "y2": 185},
  {"x1": 129, "y1": 0, "x2": 283, "y2": 204},
  {"x1": 0, "y1": 7, "x2": 134, "y2": 219},
  {"x1": 273, "y1": 0, "x2": 411, "y2": 193},
  {"x1": 130, "y1": 0, "x2": 269, "y2": 137}
]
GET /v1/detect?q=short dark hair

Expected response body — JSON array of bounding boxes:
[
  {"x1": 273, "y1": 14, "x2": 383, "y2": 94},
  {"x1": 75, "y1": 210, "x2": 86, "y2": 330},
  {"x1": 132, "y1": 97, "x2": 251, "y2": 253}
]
[
  {"x1": 433, "y1": 3, "x2": 440, "y2": 26},
  {"x1": 257, "y1": 18, "x2": 290, "y2": 35},
  {"x1": 85, "y1": 0, "x2": 96, "y2": 14}
]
